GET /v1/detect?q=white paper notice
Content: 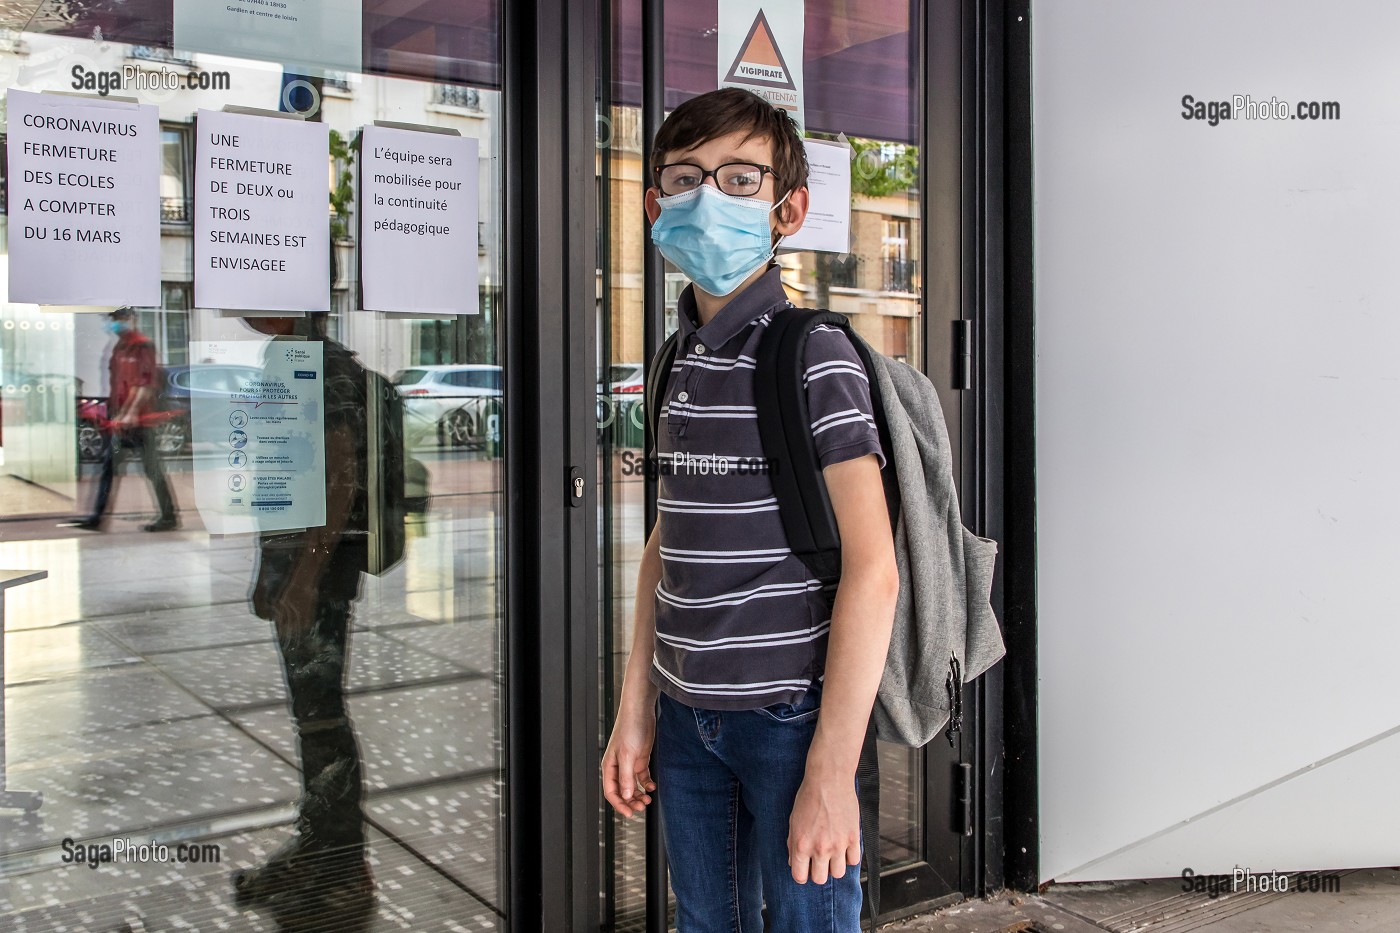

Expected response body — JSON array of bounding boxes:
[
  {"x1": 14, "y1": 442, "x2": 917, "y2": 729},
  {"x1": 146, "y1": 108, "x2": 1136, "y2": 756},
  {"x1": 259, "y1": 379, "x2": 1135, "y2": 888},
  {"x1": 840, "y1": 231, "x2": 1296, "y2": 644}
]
[
  {"x1": 191, "y1": 339, "x2": 326, "y2": 535},
  {"x1": 5, "y1": 89, "x2": 160, "y2": 306},
  {"x1": 718, "y1": 0, "x2": 806, "y2": 131},
  {"x1": 174, "y1": 0, "x2": 361, "y2": 75},
  {"x1": 782, "y1": 138, "x2": 850, "y2": 254},
  {"x1": 195, "y1": 110, "x2": 329, "y2": 312},
  {"x1": 360, "y1": 126, "x2": 480, "y2": 315}
]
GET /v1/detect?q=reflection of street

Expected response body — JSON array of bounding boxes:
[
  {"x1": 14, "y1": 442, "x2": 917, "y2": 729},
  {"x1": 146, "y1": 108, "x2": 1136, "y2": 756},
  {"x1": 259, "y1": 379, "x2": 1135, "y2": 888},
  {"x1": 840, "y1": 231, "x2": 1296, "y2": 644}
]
[
  {"x1": 66, "y1": 438, "x2": 620, "y2": 532},
  {"x1": 5, "y1": 489, "x2": 507, "y2": 929},
  {"x1": 66, "y1": 444, "x2": 505, "y2": 527}
]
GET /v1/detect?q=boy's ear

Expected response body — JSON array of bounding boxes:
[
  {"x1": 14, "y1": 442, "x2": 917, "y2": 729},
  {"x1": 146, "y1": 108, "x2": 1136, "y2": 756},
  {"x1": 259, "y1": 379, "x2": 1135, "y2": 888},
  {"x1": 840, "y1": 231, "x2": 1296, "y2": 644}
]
[
  {"x1": 774, "y1": 185, "x2": 810, "y2": 237},
  {"x1": 644, "y1": 187, "x2": 662, "y2": 224}
]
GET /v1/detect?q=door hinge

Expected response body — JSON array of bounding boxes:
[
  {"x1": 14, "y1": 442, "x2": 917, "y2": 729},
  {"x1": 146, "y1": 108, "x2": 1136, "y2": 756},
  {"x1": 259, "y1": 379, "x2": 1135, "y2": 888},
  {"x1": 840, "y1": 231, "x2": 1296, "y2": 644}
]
[
  {"x1": 957, "y1": 762, "x2": 974, "y2": 836},
  {"x1": 953, "y1": 320, "x2": 973, "y2": 391}
]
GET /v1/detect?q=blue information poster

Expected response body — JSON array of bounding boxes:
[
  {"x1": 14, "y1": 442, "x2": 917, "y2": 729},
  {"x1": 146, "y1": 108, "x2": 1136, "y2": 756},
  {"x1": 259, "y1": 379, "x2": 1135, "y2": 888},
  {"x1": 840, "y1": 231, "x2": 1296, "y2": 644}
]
[{"x1": 191, "y1": 339, "x2": 326, "y2": 534}]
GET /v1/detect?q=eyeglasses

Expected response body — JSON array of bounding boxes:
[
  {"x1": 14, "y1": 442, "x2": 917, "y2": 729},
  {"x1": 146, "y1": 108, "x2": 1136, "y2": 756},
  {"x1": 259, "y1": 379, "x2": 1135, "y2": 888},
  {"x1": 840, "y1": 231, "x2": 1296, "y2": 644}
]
[{"x1": 654, "y1": 161, "x2": 775, "y2": 197}]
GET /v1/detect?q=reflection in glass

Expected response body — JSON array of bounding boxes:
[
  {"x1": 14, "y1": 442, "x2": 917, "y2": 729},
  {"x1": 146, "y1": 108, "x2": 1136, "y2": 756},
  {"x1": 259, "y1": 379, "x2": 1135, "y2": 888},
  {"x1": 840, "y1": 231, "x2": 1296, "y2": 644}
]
[
  {"x1": 232, "y1": 315, "x2": 378, "y2": 929},
  {"x1": 57, "y1": 306, "x2": 179, "y2": 533},
  {"x1": 0, "y1": 19, "x2": 508, "y2": 931}
]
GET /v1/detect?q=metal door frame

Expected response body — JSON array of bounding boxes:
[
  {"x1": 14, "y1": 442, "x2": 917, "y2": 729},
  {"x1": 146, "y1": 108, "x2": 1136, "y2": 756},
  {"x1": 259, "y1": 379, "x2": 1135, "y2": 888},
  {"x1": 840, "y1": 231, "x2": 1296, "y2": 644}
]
[
  {"x1": 502, "y1": 0, "x2": 607, "y2": 929},
  {"x1": 496, "y1": 0, "x2": 1036, "y2": 926}
]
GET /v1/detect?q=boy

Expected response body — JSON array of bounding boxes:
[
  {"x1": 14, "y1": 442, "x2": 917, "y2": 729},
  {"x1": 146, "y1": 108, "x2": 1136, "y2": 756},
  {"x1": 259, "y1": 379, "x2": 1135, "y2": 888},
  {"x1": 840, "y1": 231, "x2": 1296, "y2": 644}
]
[{"x1": 602, "y1": 88, "x2": 899, "y2": 932}]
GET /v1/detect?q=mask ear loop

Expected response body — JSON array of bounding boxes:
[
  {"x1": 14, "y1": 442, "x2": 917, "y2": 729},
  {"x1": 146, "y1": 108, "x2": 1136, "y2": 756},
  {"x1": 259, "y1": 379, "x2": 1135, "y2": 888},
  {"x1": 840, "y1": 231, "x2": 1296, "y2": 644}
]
[{"x1": 767, "y1": 189, "x2": 793, "y2": 257}]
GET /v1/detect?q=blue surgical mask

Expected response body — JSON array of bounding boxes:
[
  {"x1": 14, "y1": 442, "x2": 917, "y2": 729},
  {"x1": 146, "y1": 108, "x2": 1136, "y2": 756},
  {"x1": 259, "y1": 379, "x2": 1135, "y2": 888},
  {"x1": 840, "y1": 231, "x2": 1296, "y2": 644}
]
[
  {"x1": 105, "y1": 320, "x2": 130, "y2": 336},
  {"x1": 651, "y1": 184, "x2": 789, "y2": 297}
]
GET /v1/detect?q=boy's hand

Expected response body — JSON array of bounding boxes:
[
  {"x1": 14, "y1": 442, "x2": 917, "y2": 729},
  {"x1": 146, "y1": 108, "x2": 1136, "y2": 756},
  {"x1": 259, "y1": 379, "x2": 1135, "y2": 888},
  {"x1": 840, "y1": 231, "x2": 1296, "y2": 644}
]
[
  {"x1": 787, "y1": 769, "x2": 862, "y2": 884},
  {"x1": 602, "y1": 699, "x2": 658, "y2": 819}
]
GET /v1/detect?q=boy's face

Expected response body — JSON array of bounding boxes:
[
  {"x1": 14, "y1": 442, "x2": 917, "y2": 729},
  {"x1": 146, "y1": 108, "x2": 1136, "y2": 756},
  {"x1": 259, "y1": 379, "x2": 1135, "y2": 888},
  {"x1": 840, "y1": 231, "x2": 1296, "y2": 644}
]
[{"x1": 644, "y1": 129, "x2": 809, "y2": 237}]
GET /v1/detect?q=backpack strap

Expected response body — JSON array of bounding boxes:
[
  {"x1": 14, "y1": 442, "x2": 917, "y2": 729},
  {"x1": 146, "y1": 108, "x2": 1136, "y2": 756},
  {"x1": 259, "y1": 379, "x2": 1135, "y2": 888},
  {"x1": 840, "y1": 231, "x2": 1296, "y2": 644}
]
[
  {"x1": 756, "y1": 308, "x2": 893, "y2": 930},
  {"x1": 755, "y1": 307, "x2": 846, "y2": 580},
  {"x1": 858, "y1": 719, "x2": 882, "y2": 932},
  {"x1": 756, "y1": 307, "x2": 900, "y2": 580},
  {"x1": 644, "y1": 330, "x2": 681, "y2": 461}
]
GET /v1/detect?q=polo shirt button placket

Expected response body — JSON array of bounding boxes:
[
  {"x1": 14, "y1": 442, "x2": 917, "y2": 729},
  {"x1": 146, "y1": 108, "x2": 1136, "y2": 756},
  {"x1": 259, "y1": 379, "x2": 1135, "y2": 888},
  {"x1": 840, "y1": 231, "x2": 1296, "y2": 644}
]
[
  {"x1": 681, "y1": 341, "x2": 704, "y2": 420},
  {"x1": 669, "y1": 363, "x2": 691, "y2": 438}
]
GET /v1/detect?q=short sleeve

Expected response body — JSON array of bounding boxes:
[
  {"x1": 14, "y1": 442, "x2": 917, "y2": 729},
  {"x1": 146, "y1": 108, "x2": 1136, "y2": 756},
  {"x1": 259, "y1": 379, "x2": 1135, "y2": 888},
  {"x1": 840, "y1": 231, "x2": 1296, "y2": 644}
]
[
  {"x1": 134, "y1": 341, "x2": 157, "y2": 387},
  {"x1": 802, "y1": 324, "x2": 885, "y2": 470}
]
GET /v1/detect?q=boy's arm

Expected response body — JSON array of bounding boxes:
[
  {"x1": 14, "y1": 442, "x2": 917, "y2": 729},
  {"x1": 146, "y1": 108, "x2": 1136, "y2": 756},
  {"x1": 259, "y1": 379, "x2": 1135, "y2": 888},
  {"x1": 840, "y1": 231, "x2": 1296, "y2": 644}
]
[
  {"x1": 602, "y1": 521, "x2": 664, "y2": 818},
  {"x1": 788, "y1": 452, "x2": 898, "y2": 883}
]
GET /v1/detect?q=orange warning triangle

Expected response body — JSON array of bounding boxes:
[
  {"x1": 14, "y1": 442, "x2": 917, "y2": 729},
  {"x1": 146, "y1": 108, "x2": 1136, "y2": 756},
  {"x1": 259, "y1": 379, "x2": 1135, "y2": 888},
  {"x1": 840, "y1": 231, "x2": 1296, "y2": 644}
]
[
  {"x1": 723, "y1": 10, "x2": 797, "y2": 91},
  {"x1": 745, "y1": 17, "x2": 783, "y2": 66}
]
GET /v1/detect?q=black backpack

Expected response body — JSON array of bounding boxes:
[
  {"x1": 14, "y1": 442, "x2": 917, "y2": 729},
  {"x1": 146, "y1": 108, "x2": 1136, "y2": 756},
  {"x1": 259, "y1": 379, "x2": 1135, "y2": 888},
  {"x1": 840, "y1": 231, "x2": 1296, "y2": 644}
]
[
  {"x1": 644, "y1": 307, "x2": 896, "y2": 932},
  {"x1": 365, "y1": 368, "x2": 428, "y2": 576}
]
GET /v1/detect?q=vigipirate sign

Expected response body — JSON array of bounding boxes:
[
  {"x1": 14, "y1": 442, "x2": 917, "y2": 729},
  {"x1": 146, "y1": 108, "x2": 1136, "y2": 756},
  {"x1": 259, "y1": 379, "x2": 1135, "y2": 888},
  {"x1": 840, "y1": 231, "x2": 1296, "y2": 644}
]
[{"x1": 718, "y1": 0, "x2": 806, "y2": 131}]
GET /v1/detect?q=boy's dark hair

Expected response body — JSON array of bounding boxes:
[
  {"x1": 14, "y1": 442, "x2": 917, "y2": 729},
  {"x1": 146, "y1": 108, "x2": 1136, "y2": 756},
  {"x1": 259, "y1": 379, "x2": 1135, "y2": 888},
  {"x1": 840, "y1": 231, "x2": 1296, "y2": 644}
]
[{"x1": 651, "y1": 88, "x2": 808, "y2": 207}]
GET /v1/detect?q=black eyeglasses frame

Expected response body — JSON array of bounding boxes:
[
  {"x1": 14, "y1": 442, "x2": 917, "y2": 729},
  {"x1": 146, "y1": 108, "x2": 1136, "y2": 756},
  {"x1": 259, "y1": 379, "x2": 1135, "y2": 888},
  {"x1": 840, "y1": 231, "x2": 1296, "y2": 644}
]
[{"x1": 651, "y1": 161, "x2": 777, "y2": 197}]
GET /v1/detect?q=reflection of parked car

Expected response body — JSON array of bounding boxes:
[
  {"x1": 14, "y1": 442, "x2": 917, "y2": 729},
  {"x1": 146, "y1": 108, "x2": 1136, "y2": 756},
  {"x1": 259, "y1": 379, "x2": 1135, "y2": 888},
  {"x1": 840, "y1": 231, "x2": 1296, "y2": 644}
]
[
  {"x1": 601, "y1": 363, "x2": 644, "y2": 395},
  {"x1": 76, "y1": 396, "x2": 111, "y2": 462},
  {"x1": 77, "y1": 364, "x2": 264, "y2": 462},
  {"x1": 394, "y1": 365, "x2": 503, "y2": 447},
  {"x1": 167, "y1": 364, "x2": 264, "y2": 455}
]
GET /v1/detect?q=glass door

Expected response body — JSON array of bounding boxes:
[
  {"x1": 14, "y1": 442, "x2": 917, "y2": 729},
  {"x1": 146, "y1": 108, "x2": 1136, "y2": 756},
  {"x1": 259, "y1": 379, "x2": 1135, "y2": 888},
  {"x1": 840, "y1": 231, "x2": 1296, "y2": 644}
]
[
  {"x1": 596, "y1": 0, "x2": 968, "y2": 928},
  {"x1": 0, "y1": 6, "x2": 511, "y2": 931}
]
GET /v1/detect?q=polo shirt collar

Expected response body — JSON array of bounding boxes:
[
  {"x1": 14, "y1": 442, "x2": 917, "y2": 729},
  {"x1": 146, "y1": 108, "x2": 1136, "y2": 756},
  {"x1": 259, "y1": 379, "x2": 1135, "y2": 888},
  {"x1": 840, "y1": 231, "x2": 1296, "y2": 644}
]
[{"x1": 676, "y1": 265, "x2": 789, "y2": 349}]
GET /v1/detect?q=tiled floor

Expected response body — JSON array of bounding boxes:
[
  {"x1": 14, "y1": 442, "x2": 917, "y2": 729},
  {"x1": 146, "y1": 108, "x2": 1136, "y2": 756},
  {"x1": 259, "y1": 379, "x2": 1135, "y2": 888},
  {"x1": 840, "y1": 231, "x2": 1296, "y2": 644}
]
[
  {"x1": 2, "y1": 827, "x2": 504, "y2": 932},
  {"x1": 1, "y1": 508, "x2": 507, "y2": 932}
]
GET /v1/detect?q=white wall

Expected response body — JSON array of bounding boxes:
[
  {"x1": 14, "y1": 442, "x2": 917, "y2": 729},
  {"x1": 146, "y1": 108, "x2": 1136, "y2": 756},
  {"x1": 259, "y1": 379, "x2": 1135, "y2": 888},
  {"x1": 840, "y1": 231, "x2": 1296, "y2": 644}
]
[{"x1": 1034, "y1": 0, "x2": 1400, "y2": 882}]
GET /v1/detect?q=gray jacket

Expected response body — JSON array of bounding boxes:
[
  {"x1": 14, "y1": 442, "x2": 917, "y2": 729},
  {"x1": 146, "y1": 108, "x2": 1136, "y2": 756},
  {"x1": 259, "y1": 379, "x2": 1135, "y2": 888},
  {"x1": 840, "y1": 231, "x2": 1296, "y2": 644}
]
[{"x1": 856, "y1": 337, "x2": 1005, "y2": 747}]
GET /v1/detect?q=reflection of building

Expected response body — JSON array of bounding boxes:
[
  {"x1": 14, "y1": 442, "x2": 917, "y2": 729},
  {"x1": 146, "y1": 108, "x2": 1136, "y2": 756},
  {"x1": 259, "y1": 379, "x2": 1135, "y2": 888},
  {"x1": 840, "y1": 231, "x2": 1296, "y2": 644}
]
[
  {"x1": 789, "y1": 187, "x2": 922, "y2": 367},
  {"x1": 0, "y1": 34, "x2": 501, "y2": 401},
  {"x1": 0, "y1": 36, "x2": 503, "y2": 492}
]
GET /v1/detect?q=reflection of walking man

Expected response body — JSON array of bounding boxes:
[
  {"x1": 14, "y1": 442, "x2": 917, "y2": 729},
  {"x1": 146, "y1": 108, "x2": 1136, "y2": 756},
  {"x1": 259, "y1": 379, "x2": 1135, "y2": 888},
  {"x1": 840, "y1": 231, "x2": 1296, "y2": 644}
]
[{"x1": 62, "y1": 306, "x2": 178, "y2": 532}]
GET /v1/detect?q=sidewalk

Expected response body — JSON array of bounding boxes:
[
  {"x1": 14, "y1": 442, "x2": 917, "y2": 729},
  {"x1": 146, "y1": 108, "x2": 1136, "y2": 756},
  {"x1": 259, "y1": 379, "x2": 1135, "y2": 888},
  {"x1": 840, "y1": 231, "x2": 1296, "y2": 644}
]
[{"x1": 883, "y1": 867, "x2": 1400, "y2": 933}]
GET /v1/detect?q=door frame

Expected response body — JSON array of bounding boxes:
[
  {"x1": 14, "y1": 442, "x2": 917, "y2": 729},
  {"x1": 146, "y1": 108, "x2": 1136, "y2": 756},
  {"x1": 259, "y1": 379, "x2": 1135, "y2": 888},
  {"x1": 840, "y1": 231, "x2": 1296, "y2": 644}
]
[
  {"x1": 499, "y1": 0, "x2": 1033, "y2": 926},
  {"x1": 951, "y1": 0, "x2": 1039, "y2": 902},
  {"x1": 994, "y1": 0, "x2": 1039, "y2": 895},
  {"x1": 502, "y1": 0, "x2": 607, "y2": 929}
]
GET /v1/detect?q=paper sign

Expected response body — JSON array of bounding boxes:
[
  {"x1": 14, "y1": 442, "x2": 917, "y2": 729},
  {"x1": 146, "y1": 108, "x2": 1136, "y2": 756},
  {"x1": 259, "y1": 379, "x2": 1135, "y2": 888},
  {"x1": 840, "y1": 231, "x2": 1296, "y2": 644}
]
[
  {"x1": 718, "y1": 0, "x2": 806, "y2": 131},
  {"x1": 782, "y1": 138, "x2": 850, "y2": 253},
  {"x1": 174, "y1": 0, "x2": 362, "y2": 75},
  {"x1": 5, "y1": 89, "x2": 160, "y2": 306},
  {"x1": 191, "y1": 339, "x2": 326, "y2": 534},
  {"x1": 360, "y1": 125, "x2": 480, "y2": 315},
  {"x1": 195, "y1": 110, "x2": 330, "y2": 312}
]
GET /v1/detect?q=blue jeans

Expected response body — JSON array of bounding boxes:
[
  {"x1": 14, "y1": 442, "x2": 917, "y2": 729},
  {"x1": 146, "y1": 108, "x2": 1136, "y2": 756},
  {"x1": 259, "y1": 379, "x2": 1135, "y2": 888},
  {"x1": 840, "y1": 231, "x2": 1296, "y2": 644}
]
[{"x1": 654, "y1": 688, "x2": 863, "y2": 933}]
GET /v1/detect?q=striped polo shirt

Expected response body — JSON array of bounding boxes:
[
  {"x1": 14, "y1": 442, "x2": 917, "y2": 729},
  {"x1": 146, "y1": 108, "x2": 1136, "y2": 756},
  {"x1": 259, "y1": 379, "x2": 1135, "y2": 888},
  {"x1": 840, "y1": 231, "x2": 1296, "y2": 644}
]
[{"x1": 649, "y1": 266, "x2": 884, "y2": 711}]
